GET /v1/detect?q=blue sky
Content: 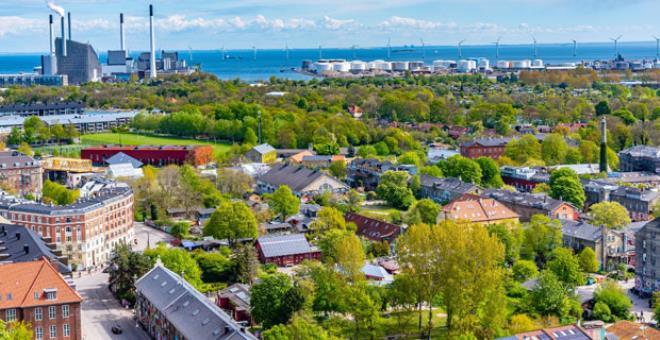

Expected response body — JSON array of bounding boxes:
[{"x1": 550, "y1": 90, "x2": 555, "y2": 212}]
[{"x1": 0, "y1": 0, "x2": 658, "y2": 53}]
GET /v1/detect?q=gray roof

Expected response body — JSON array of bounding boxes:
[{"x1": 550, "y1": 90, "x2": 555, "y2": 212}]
[
  {"x1": 619, "y1": 145, "x2": 660, "y2": 158},
  {"x1": 0, "y1": 151, "x2": 39, "y2": 169},
  {"x1": 135, "y1": 264, "x2": 255, "y2": 340},
  {"x1": 0, "y1": 186, "x2": 132, "y2": 216},
  {"x1": 252, "y1": 143, "x2": 275, "y2": 155},
  {"x1": 259, "y1": 163, "x2": 347, "y2": 193},
  {"x1": 0, "y1": 224, "x2": 69, "y2": 275},
  {"x1": 461, "y1": 136, "x2": 512, "y2": 147},
  {"x1": 610, "y1": 186, "x2": 660, "y2": 203},
  {"x1": 0, "y1": 111, "x2": 138, "y2": 129},
  {"x1": 105, "y1": 152, "x2": 143, "y2": 168},
  {"x1": 483, "y1": 189, "x2": 569, "y2": 212},
  {"x1": 419, "y1": 175, "x2": 477, "y2": 193},
  {"x1": 561, "y1": 220, "x2": 602, "y2": 242},
  {"x1": 302, "y1": 155, "x2": 333, "y2": 162},
  {"x1": 257, "y1": 233, "x2": 319, "y2": 258}
]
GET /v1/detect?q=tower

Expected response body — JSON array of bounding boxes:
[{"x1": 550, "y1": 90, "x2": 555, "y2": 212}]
[
  {"x1": 599, "y1": 117, "x2": 608, "y2": 173},
  {"x1": 149, "y1": 4, "x2": 157, "y2": 79}
]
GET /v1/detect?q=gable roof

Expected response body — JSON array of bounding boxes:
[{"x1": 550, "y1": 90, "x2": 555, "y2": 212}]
[
  {"x1": 0, "y1": 224, "x2": 69, "y2": 275},
  {"x1": 105, "y1": 152, "x2": 143, "y2": 168},
  {"x1": 345, "y1": 212, "x2": 401, "y2": 241},
  {"x1": 483, "y1": 189, "x2": 571, "y2": 212},
  {"x1": 0, "y1": 258, "x2": 81, "y2": 309},
  {"x1": 258, "y1": 163, "x2": 347, "y2": 193},
  {"x1": 443, "y1": 195, "x2": 519, "y2": 222},
  {"x1": 419, "y1": 175, "x2": 478, "y2": 193},
  {"x1": 252, "y1": 144, "x2": 276, "y2": 155},
  {"x1": 561, "y1": 220, "x2": 602, "y2": 242},
  {"x1": 135, "y1": 263, "x2": 255, "y2": 340},
  {"x1": 257, "y1": 233, "x2": 319, "y2": 258}
]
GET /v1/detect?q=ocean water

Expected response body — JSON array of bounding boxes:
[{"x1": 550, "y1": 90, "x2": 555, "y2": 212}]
[{"x1": 0, "y1": 42, "x2": 658, "y2": 82}]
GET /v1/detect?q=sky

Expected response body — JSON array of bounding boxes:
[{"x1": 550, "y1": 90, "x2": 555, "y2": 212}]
[{"x1": 0, "y1": 0, "x2": 658, "y2": 53}]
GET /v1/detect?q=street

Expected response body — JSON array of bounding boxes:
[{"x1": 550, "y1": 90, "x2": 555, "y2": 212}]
[
  {"x1": 621, "y1": 280, "x2": 655, "y2": 323},
  {"x1": 75, "y1": 272, "x2": 149, "y2": 340},
  {"x1": 133, "y1": 221, "x2": 175, "y2": 252}
]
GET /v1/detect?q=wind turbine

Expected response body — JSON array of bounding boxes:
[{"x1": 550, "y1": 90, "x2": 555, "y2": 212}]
[
  {"x1": 610, "y1": 35, "x2": 622, "y2": 57},
  {"x1": 387, "y1": 38, "x2": 391, "y2": 59},
  {"x1": 318, "y1": 45, "x2": 323, "y2": 59},
  {"x1": 419, "y1": 38, "x2": 426, "y2": 60},
  {"x1": 572, "y1": 39, "x2": 577, "y2": 57},
  {"x1": 494, "y1": 37, "x2": 501, "y2": 59},
  {"x1": 220, "y1": 46, "x2": 225, "y2": 60},
  {"x1": 188, "y1": 46, "x2": 193, "y2": 62},
  {"x1": 458, "y1": 39, "x2": 466, "y2": 58},
  {"x1": 252, "y1": 46, "x2": 257, "y2": 60},
  {"x1": 654, "y1": 36, "x2": 659, "y2": 60},
  {"x1": 531, "y1": 36, "x2": 538, "y2": 58},
  {"x1": 285, "y1": 43, "x2": 289, "y2": 60},
  {"x1": 351, "y1": 45, "x2": 357, "y2": 59}
]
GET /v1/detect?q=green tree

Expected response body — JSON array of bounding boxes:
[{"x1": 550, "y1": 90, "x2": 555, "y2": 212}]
[
  {"x1": 268, "y1": 185, "x2": 300, "y2": 220},
  {"x1": 530, "y1": 270, "x2": 567, "y2": 317},
  {"x1": 512, "y1": 260, "x2": 539, "y2": 282},
  {"x1": 547, "y1": 248, "x2": 584, "y2": 289},
  {"x1": 508, "y1": 314, "x2": 536, "y2": 334},
  {"x1": 262, "y1": 313, "x2": 336, "y2": 340},
  {"x1": 593, "y1": 280, "x2": 632, "y2": 320},
  {"x1": 549, "y1": 176, "x2": 585, "y2": 208},
  {"x1": 251, "y1": 273, "x2": 304, "y2": 329},
  {"x1": 578, "y1": 247, "x2": 599, "y2": 273},
  {"x1": 231, "y1": 244, "x2": 259, "y2": 285},
  {"x1": 376, "y1": 171, "x2": 415, "y2": 209},
  {"x1": 108, "y1": 242, "x2": 153, "y2": 304},
  {"x1": 488, "y1": 222, "x2": 523, "y2": 265},
  {"x1": 244, "y1": 127, "x2": 258, "y2": 145},
  {"x1": 541, "y1": 134, "x2": 568, "y2": 165},
  {"x1": 406, "y1": 198, "x2": 440, "y2": 225},
  {"x1": 439, "y1": 155, "x2": 482, "y2": 185},
  {"x1": 311, "y1": 207, "x2": 348, "y2": 234},
  {"x1": 592, "y1": 301, "x2": 612, "y2": 322},
  {"x1": 595, "y1": 101, "x2": 611, "y2": 116},
  {"x1": 329, "y1": 161, "x2": 347, "y2": 179},
  {"x1": 170, "y1": 221, "x2": 189, "y2": 239},
  {"x1": 144, "y1": 244, "x2": 203, "y2": 288},
  {"x1": 204, "y1": 201, "x2": 258, "y2": 246},
  {"x1": 504, "y1": 134, "x2": 541, "y2": 164},
  {"x1": 193, "y1": 251, "x2": 231, "y2": 283},
  {"x1": 476, "y1": 157, "x2": 504, "y2": 188},
  {"x1": 0, "y1": 320, "x2": 32, "y2": 340},
  {"x1": 17, "y1": 142, "x2": 33, "y2": 156},
  {"x1": 521, "y1": 215, "x2": 562, "y2": 266},
  {"x1": 398, "y1": 151, "x2": 423, "y2": 168},
  {"x1": 346, "y1": 189, "x2": 364, "y2": 212},
  {"x1": 335, "y1": 234, "x2": 366, "y2": 282},
  {"x1": 589, "y1": 201, "x2": 631, "y2": 229}
]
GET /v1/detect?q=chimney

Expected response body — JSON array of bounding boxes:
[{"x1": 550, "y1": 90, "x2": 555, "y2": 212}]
[
  {"x1": 49, "y1": 15, "x2": 55, "y2": 56},
  {"x1": 149, "y1": 4, "x2": 157, "y2": 79},
  {"x1": 67, "y1": 12, "x2": 72, "y2": 41},
  {"x1": 23, "y1": 244, "x2": 29, "y2": 254},
  {"x1": 60, "y1": 16, "x2": 67, "y2": 57},
  {"x1": 15, "y1": 232, "x2": 20, "y2": 241},
  {"x1": 120, "y1": 13, "x2": 125, "y2": 51}
]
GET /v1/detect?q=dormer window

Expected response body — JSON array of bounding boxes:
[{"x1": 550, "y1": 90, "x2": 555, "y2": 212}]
[{"x1": 44, "y1": 288, "x2": 57, "y2": 300}]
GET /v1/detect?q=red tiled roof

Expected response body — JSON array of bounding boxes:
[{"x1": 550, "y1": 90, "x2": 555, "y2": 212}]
[
  {"x1": 345, "y1": 212, "x2": 401, "y2": 242},
  {"x1": 443, "y1": 194, "x2": 519, "y2": 223},
  {"x1": 0, "y1": 258, "x2": 82, "y2": 309}
]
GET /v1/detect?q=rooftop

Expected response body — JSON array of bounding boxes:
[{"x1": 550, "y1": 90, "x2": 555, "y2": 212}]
[
  {"x1": 257, "y1": 233, "x2": 319, "y2": 258},
  {"x1": 483, "y1": 189, "x2": 569, "y2": 212},
  {"x1": 258, "y1": 163, "x2": 346, "y2": 193},
  {"x1": 561, "y1": 220, "x2": 602, "y2": 242},
  {"x1": 105, "y1": 152, "x2": 143, "y2": 168},
  {"x1": 0, "y1": 224, "x2": 69, "y2": 275},
  {"x1": 345, "y1": 212, "x2": 401, "y2": 241},
  {"x1": 251, "y1": 143, "x2": 276, "y2": 155},
  {"x1": 442, "y1": 195, "x2": 519, "y2": 222}
]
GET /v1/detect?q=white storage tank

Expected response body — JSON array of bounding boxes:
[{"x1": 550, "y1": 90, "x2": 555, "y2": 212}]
[
  {"x1": 496, "y1": 60, "x2": 510, "y2": 69},
  {"x1": 478, "y1": 58, "x2": 490, "y2": 69},
  {"x1": 408, "y1": 61, "x2": 424, "y2": 71},
  {"x1": 350, "y1": 61, "x2": 367, "y2": 72},
  {"x1": 457, "y1": 59, "x2": 477, "y2": 72},
  {"x1": 532, "y1": 59, "x2": 544, "y2": 68},
  {"x1": 391, "y1": 61, "x2": 409, "y2": 71},
  {"x1": 314, "y1": 62, "x2": 333, "y2": 73},
  {"x1": 333, "y1": 61, "x2": 350, "y2": 72},
  {"x1": 375, "y1": 61, "x2": 392, "y2": 71}
]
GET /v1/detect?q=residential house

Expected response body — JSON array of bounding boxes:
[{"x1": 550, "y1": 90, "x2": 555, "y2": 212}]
[
  {"x1": 460, "y1": 137, "x2": 512, "y2": 159},
  {"x1": 301, "y1": 155, "x2": 345, "y2": 169},
  {"x1": 498, "y1": 323, "x2": 604, "y2": 340},
  {"x1": 0, "y1": 224, "x2": 70, "y2": 275},
  {"x1": 346, "y1": 158, "x2": 416, "y2": 191},
  {"x1": 361, "y1": 263, "x2": 393, "y2": 286},
  {"x1": 289, "y1": 150, "x2": 315, "y2": 164},
  {"x1": 482, "y1": 189, "x2": 579, "y2": 222},
  {"x1": 500, "y1": 166, "x2": 549, "y2": 192},
  {"x1": 257, "y1": 163, "x2": 348, "y2": 198},
  {"x1": 216, "y1": 284, "x2": 251, "y2": 325},
  {"x1": 635, "y1": 218, "x2": 660, "y2": 293},
  {"x1": 135, "y1": 261, "x2": 255, "y2": 340},
  {"x1": 418, "y1": 175, "x2": 481, "y2": 204},
  {"x1": 0, "y1": 151, "x2": 42, "y2": 196},
  {"x1": 245, "y1": 144, "x2": 277, "y2": 164},
  {"x1": 0, "y1": 259, "x2": 82, "y2": 340},
  {"x1": 618, "y1": 145, "x2": 660, "y2": 173},
  {"x1": 561, "y1": 220, "x2": 630, "y2": 271},
  {"x1": 582, "y1": 179, "x2": 619, "y2": 209},
  {"x1": 606, "y1": 171, "x2": 660, "y2": 186},
  {"x1": 345, "y1": 212, "x2": 401, "y2": 243},
  {"x1": 348, "y1": 104, "x2": 363, "y2": 119},
  {"x1": 440, "y1": 195, "x2": 519, "y2": 225},
  {"x1": 255, "y1": 234, "x2": 321, "y2": 266},
  {"x1": 609, "y1": 186, "x2": 659, "y2": 221},
  {"x1": 606, "y1": 320, "x2": 660, "y2": 339}
]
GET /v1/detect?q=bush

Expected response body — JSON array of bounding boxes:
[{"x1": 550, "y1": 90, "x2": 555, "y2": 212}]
[
  {"x1": 593, "y1": 280, "x2": 632, "y2": 320},
  {"x1": 512, "y1": 260, "x2": 539, "y2": 282},
  {"x1": 592, "y1": 301, "x2": 612, "y2": 322}
]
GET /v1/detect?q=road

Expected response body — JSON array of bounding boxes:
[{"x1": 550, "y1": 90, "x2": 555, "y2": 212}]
[
  {"x1": 621, "y1": 279, "x2": 655, "y2": 323},
  {"x1": 75, "y1": 272, "x2": 149, "y2": 340},
  {"x1": 133, "y1": 221, "x2": 175, "y2": 252}
]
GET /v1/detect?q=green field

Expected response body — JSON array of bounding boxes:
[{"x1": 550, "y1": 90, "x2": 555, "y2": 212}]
[{"x1": 80, "y1": 133, "x2": 231, "y2": 155}]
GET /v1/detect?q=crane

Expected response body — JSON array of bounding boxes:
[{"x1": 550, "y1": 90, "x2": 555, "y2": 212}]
[
  {"x1": 531, "y1": 36, "x2": 538, "y2": 58},
  {"x1": 458, "y1": 39, "x2": 466, "y2": 58},
  {"x1": 572, "y1": 39, "x2": 577, "y2": 57},
  {"x1": 419, "y1": 38, "x2": 426, "y2": 60},
  {"x1": 494, "y1": 37, "x2": 501, "y2": 59}
]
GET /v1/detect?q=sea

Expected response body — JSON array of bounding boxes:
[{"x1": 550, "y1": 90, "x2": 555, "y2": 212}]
[{"x1": 0, "y1": 42, "x2": 658, "y2": 82}]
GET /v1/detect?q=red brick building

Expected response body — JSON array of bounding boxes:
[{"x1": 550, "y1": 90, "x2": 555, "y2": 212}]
[
  {"x1": 216, "y1": 284, "x2": 252, "y2": 324},
  {"x1": 81, "y1": 145, "x2": 214, "y2": 167},
  {"x1": 345, "y1": 212, "x2": 401, "y2": 243},
  {"x1": 460, "y1": 137, "x2": 511, "y2": 159},
  {"x1": 0, "y1": 259, "x2": 82, "y2": 340},
  {"x1": 256, "y1": 234, "x2": 321, "y2": 266}
]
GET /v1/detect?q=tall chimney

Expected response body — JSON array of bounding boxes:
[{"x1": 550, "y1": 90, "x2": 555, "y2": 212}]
[
  {"x1": 60, "y1": 16, "x2": 67, "y2": 57},
  {"x1": 49, "y1": 15, "x2": 54, "y2": 55},
  {"x1": 599, "y1": 116, "x2": 608, "y2": 173},
  {"x1": 149, "y1": 4, "x2": 157, "y2": 79},
  {"x1": 67, "y1": 12, "x2": 72, "y2": 41},
  {"x1": 120, "y1": 13, "x2": 125, "y2": 51}
]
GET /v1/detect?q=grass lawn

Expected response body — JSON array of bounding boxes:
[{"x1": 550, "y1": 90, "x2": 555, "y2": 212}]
[
  {"x1": 380, "y1": 309, "x2": 447, "y2": 339},
  {"x1": 360, "y1": 205, "x2": 403, "y2": 223},
  {"x1": 80, "y1": 132, "x2": 231, "y2": 155}
]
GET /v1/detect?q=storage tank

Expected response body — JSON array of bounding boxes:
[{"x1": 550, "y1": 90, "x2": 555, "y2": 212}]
[
  {"x1": 391, "y1": 61, "x2": 409, "y2": 71},
  {"x1": 457, "y1": 59, "x2": 476, "y2": 72},
  {"x1": 374, "y1": 61, "x2": 392, "y2": 71},
  {"x1": 408, "y1": 61, "x2": 424, "y2": 71},
  {"x1": 301, "y1": 60, "x2": 313, "y2": 70},
  {"x1": 478, "y1": 58, "x2": 490, "y2": 69},
  {"x1": 496, "y1": 60, "x2": 510, "y2": 69},
  {"x1": 314, "y1": 62, "x2": 333, "y2": 73},
  {"x1": 532, "y1": 59, "x2": 544, "y2": 68},
  {"x1": 350, "y1": 61, "x2": 367, "y2": 72},
  {"x1": 333, "y1": 61, "x2": 350, "y2": 72}
]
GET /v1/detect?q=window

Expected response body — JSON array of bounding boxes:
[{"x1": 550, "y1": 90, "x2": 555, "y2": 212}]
[
  {"x1": 5, "y1": 309, "x2": 16, "y2": 322},
  {"x1": 62, "y1": 305, "x2": 69, "y2": 318},
  {"x1": 35, "y1": 307, "x2": 43, "y2": 321},
  {"x1": 63, "y1": 324, "x2": 70, "y2": 337},
  {"x1": 48, "y1": 306, "x2": 56, "y2": 319},
  {"x1": 35, "y1": 327, "x2": 43, "y2": 340},
  {"x1": 50, "y1": 325, "x2": 56, "y2": 338}
]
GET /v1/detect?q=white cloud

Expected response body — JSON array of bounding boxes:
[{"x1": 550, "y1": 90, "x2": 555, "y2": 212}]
[
  {"x1": 323, "y1": 16, "x2": 355, "y2": 30},
  {"x1": 380, "y1": 16, "x2": 453, "y2": 30},
  {"x1": 0, "y1": 16, "x2": 42, "y2": 37}
]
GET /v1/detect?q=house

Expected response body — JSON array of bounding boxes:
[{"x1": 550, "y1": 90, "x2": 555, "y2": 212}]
[
  {"x1": 582, "y1": 179, "x2": 619, "y2": 208},
  {"x1": 361, "y1": 263, "x2": 393, "y2": 286},
  {"x1": 460, "y1": 137, "x2": 512, "y2": 159},
  {"x1": 104, "y1": 152, "x2": 143, "y2": 168},
  {"x1": 0, "y1": 259, "x2": 82, "y2": 340},
  {"x1": 500, "y1": 166, "x2": 549, "y2": 192},
  {"x1": 498, "y1": 323, "x2": 604, "y2": 340},
  {"x1": 346, "y1": 158, "x2": 416, "y2": 191},
  {"x1": 286, "y1": 203, "x2": 321, "y2": 233},
  {"x1": 609, "y1": 186, "x2": 659, "y2": 221},
  {"x1": 289, "y1": 150, "x2": 315, "y2": 164},
  {"x1": 216, "y1": 284, "x2": 252, "y2": 325},
  {"x1": 0, "y1": 151, "x2": 42, "y2": 196},
  {"x1": 418, "y1": 175, "x2": 481, "y2": 204},
  {"x1": 440, "y1": 195, "x2": 519, "y2": 225},
  {"x1": 107, "y1": 163, "x2": 143, "y2": 179},
  {"x1": 618, "y1": 145, "x2": 660, "y2": 173},
  {"x1": 135, "y1": 261, "x2": 255, "y2": 340},
  {"x1": 301, "y1": 155, "x2": 345, "y2": 169},
  {"x1": 257, "y1": 163, "x2": 348, "y2": 198},
  {"x1": 606, "y1": 171, "x2": 660, "y2": 186},
  {"x1": 427, "y1": 148, "x2": 459, "y2": 164},
  {"x1": 635, "y1": 218, "x2": 660, "y2": 293},
  {"x1": 348, "y1": 104, "x2": 363, "y2": 119},
  {"x1": 245, "y1": 144, "x2": 277, "y2": 164},
  {"x1": 606, "y1": 320, "x2": 660, "y2": 339},
  {"x1": 345, "y1": 212, "x2": 401, "y2": 243},
  {"x1": 81, "y1": 145, "x2": 214, "y2": 167},
  {"x1": 0, "y1": 224, "x2": 70, "y2": 275},
  {"x1": 255, "y1": 234, "x2": 321, "y2": 266},
  {"x1": 561, "y1": 220, "x2": 630, "y2": 271},
  {"x1": 482, "y1": 189, "x2": 579, "y2": 222}
]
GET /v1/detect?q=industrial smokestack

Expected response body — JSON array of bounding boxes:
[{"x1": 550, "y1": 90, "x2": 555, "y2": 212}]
[
  {"x1": 149, "y1": 4, "x2": 157, "y2": 79},
  {"x1": 120, "y1": 13, "x2": 125, "y2": 51},
  {"x1": 599, "y1": 116, "x2": 608, "y2": 173},
  {"x1": 60, "y1": 16, "x2": 67, "y2": 57},
  {"x1": 67, "y1": 12, "x2": 71, "y2": 41},
  {"x1": 49, "y1": 15, "x2": 54, "y2": 55}
]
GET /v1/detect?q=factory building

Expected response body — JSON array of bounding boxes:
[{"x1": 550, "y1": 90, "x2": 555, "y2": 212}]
[
  {"x1": 0, "y1": 74, "x2": 68, "y2": 87},
  {"x1": 0, "y1": 102, "x2": 84, "y2": 117},
  {"x1": 54, "y1": 37, "x2": 102, "y2": 85}
]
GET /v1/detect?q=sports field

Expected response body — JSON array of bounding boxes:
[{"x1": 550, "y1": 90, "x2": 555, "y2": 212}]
[{"x1": 80, "y1": 133, "x2": 231, "y2": 154}]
